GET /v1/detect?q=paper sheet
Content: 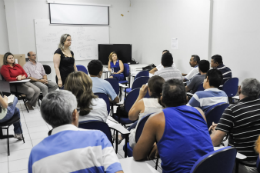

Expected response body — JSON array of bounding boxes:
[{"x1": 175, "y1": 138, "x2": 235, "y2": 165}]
[{"x1": 171, "y1": 38, "x2": 179, "y2": 49}]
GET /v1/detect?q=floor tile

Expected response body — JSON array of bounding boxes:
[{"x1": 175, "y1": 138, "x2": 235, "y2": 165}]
[
  {"x1": 29, "y1": 131, "x2": 48, "y2": 140},
  {"x1": 10, "y1": 170, "x2": 28, "y2": 173},
  {"x1": 27, "y1": 125, "x2": 49, "y2": 133},
  {"x1": 24, "y1": 116, "x2": 45, "y2": 123},
  {"x1": 0, "y1": 152, "x2": 8, "y2": 163},
  {"x1": 8, "y1": 148, "x2": 31, "y2": 161},
  {"x1": 25, "y1": 121, "x2": 46, "y2": 128},
  {"x1": 0, "y1": 162, "x2": 8, "y2": 173},
  {"x1": 7, "y1": 140, "x2": 33, "y2": 153},
  {"x1": 31, "y1": 138, "x2": 44, "y2": 147},
  {"x1": 9, "y1": 158, "x2": 28, "y2": 172}
]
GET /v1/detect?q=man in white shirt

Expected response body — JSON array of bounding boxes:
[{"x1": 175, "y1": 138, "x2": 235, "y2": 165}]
[
  {"x1": 149, "y1": 50, "x2": 176, "y2": 74},
  {"x1": 154, "y1": 52, "x2": 182, "y2": 81},
  {"x1": 183, "y1": 55, "x2": 200, "y2": 81}
]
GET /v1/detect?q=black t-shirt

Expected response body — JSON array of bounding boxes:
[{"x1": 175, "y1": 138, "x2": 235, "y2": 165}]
[{"x1": 54, "y1": 48, "x2": 75, "y2": 85}]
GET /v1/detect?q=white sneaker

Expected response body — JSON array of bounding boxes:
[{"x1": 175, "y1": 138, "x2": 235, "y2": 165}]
[{"x1": 14, "y1": 134, "x2": 23, "y2": 140}]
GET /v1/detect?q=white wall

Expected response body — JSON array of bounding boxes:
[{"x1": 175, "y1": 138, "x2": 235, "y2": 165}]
[
  {"x1": 130, "y1": 0, "x2": 211, "y2": 74},
  {"x1": 0, "y1": 0, "x2": 9, "y2": 53},
  {"x1": 211, "y1": 0, "x2": 260, "y2": 83},
  {"x1": 3, "y1": 0, "x2": 132, "y2": 81}
]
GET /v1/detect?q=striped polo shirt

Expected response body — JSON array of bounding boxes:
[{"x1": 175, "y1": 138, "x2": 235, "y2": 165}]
[
  {"x1": 28, "y1": 124, "x2": 122, "y2": 173},
  {"x1": 215, "y1": 64, "x2": 232, "y2": 87},
  {"x1": 154, "y1": 66, "x2": 182, "y2": 81},
  {"x1": 216, "y1": 97, "x2": 260, "y2": 161},
  {"x1": 187, "y1": 88, "x2": 228, "y2": 114}
]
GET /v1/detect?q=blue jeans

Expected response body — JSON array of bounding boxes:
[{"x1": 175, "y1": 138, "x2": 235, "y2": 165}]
[{"x1": 0, "y1": 97, "x2": 22, "y2": 134}]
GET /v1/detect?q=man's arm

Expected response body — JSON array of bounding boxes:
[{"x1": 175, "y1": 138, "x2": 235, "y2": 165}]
[
  {"x1": 133, "y1": 112, "x2": 165, "y2": 161},
  {"x1": 149, "y1": 67, "x2": 158, "y2": 74},
  {"x1": 210, "y1": 127, "x2": 227, "y2": 146}
]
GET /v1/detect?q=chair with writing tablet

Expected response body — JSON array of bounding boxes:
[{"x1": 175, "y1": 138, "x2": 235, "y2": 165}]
[{"x1": 76, "y1": 65, "x2": 88, "y2": 75}]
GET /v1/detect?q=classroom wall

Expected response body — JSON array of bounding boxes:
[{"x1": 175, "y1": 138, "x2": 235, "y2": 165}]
[
  {"x1": 0, "y1": 0, "x2": 9, "y2": 53},
  {"x1": 130, "y1": 0, "x2": 211, "y2": 74},
  {"x1": 211, "y1": 0, "x2": 260, "y2": 83},
  {"x1": 3, "y1": 0, "x2": 132, "y2": 82}
]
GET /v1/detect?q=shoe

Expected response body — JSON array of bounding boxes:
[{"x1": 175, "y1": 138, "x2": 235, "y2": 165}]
[
  {"x1": 25, "y1": 102, "x2": 34, "y2": 110},
  {"x1": 14, "y1": 134, "x2": 23, "y2": 140}
]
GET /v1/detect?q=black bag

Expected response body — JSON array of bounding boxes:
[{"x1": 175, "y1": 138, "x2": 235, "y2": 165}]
[
  {"x1": 142, "y1": 64, "x2": 156, "y2": 71},
  {"x1": 116, "y1": 105, "x2": 129, "y2": 118}
]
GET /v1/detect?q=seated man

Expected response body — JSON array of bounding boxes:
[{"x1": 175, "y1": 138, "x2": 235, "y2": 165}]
[
  {"x1": 188, "y1": 69, "x2": 228, "y2": 113},
  {"x1": 183, "y1": 55, "x2": 200, "y2": 81},
  {"x1": 211, "y1": 54, "x2": 232, "y2": 88},
  {"x1": 28, "y1": 90, "x2": 123, "y2": 173},
  {"x1": 88, "y1": 60, "x2": 119, "y2": 103},
  {"x1": 210, "y1": 78, "x2": 260, "y2": 173},
  {"x1": 149, "y1": 50, "x2": 176, "y2": 74},
  {"x1": 186, "y1": 60, "x2": 210, "y2": 93},
  {"x1": 154, "y1": 52, "x2": 182, "y2": 81},
  {"x1": 23, "y1": 51, "x2": 58, "y2": 97},
  {"x1": 133, "y1": 79, "x2": 214, "y2": 173}
]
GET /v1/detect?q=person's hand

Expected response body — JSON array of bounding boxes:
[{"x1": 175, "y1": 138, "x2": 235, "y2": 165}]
[
  {"x1": 16, "y1": 75, "x2": 22, "y2": 81},
  {"x1": 148, "y1": 143, "x2": 159, "y2": 160},
  {"x1": 209, "y1": 122, "x2": 218, "y2": 133},
  {"x1": 22, "y1": 75, "x2": 26, "y2": 79},
  {"x1": 139, "y1": 84, "x2": 148, "y2": 98},
  {"x1": 58, "y1": 79, "x2": 63, "y2": 88},
  {"x1": 3, "y1": 95, "x2": 8, "y2": 103}
]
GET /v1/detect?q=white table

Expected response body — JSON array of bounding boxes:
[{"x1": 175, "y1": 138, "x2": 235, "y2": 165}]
[
  {"x1": 119, "y1": 157, "x2": 159, "y2": 173},
  {"x1": 214, "y1": 147, "x2": 247, "y2": 159}
]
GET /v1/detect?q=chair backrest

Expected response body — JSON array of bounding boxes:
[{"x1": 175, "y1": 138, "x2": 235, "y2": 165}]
[
  {"x1": 123, "y1": 63, "x2": 130, "y2": 77},
  {"x1": 196, "y1": 83, "x2": 204, "y2": 92},
  {"x1": 124, "y1": 88, "x2": 140, "y2": 112},
  {"x1": 135, "y1": 71, "x2": 149, "y2": 80},
  {"x1": 76, "y1": 65, "x2": 88, "y2": 75},
  {"x1": 205, "y1": 102, "x2": 229, "y2": 128},
  {"x1": 43, "y1": 65, "x2": 51, "y2": 75},
  {"x1": 105, "y1": 78, "x2": 119, "y2": 95},
  {"x1": 190, "y1": 146, "x2": 237, "y2": 173},
  {"x1": 94, "y1": 93, "x2": 110, "y2": 114},
  {"x1": 132, "y1": 76, "x2": 150, "y2": 90},
  {"x1": 222, "y1": 78, "x2": 239, "y2": 97},
  {"x1": 78, "y1": 121, "x2": 113, "y2": 144},
  {"x1": 135, "y1": 113, "x2": 154, "y2": 142}
]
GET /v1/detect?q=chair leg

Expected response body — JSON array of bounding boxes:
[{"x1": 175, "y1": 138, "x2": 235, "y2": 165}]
[
  {"x1": 38, "y1": 99, "x2": 41, "y2": 107},
  {"x1": 7, "y1": 127, "x2": 10, "y2": 156},
  {"x1": 235, "y1": 159, "x2": 239, "y2": 173},
  {"x1": 115, "y1": 131, "x2": 118, "y2": 154},
  {"x1": 23, "y1": 99, "x2": 29, "y2": 113},
  {"x1": 155, "y1": 158, "x2": 159, "y2": 170},
  {"x1": 18, "y1": 124, "x2": 25, "y2": 143}
]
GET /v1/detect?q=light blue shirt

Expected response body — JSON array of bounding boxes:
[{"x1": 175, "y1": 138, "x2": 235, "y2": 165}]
[
  {"x1": 91, "y1": 77, "x2": 117, "y2": 101},
  {"x1": 187, "y1": 88, "x2": 228, "y2": 114}
]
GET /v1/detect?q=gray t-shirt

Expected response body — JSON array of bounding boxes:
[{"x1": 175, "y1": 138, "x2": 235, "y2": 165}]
[{"x1": 187, "y1": 74, "x2": 205, "y2": 93}]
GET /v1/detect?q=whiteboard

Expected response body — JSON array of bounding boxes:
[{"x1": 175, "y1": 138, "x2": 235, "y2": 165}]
[{"x1": 34, "y1": 19, "x2": 109, "y2": 61}]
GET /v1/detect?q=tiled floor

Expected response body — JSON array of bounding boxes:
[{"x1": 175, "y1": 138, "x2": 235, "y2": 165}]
[{"x1": 0, "y1": 101, "x2": 162, "y2": 173}]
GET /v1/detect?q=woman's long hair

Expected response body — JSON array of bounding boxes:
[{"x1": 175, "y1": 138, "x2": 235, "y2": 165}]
[
  {"x1": 148, "y1": 76, "x2": 165, "y2": 107},
  {"x1": 58, "y1": 34, "x2": 71, "y2": 51},
  {"x1": 64, "y1": 71, "x2": 97, "y2": 115},
  {"x1": 108, "y1": 51, "x2": 117, "y2": 61}
]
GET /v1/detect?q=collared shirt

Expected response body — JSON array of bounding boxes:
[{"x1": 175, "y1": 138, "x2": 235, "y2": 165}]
[
  {"x1": 216, "y1": 97, "x2": 260, "y2": 161},
  {"x1": 156, "y1": 63, "x2": 176, "y2": 71},
  {"x1": 187, "y1": 88, "x2": 228, "y2": 113},
  {"x1": 185, "y1": 65, "x2": 199, "y2": 80},
  {"x1": 23, "y1": 61, "x2": 46, "y2": 79},
  {"x1": 215, "y1": 63, "x2": 232, "y2": 87},
  {"x1": 0, "y1": 64, "x2": 27, "y2": 81},
  {"x1": 154, "y1": 67, "x2": 182, "y2": 81},
  {"x1": 91, "y1": 77, "x2": 117, "y2": 101},
  {"x1": 187, "y1": 74, "x2": 205, "y2": 93},
  {"x1": 28, "y1": 124, "x2": 122, "y2": 173}
]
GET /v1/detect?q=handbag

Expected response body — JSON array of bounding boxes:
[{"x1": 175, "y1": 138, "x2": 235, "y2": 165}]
[{"x1": 142, "y1": 64, "x2": 156, "y2": 71}]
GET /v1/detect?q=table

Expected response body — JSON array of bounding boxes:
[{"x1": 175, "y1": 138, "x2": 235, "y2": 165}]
[
  {"x1": 106, "y1": 116, "x2": 130, "y2": 157},
  {"x1": 119, "y1": 157, "x2": 160, "y2": 173},
  {"x1": 214, "y1": 147, "x2": 247, "y2": 159}
]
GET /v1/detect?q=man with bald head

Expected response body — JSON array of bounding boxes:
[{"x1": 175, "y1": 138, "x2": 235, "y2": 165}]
[{"x1": 23, "y1": 51, "x2": 57, "y2": 97}]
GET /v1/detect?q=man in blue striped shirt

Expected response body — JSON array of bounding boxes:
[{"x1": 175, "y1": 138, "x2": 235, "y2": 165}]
[
  {"x1": 211, "y1": 54, "x2": 232, "y2": 88},
  {"x1": 188, "y1": 69, "x2": 228, "y2": 114},
  {"x1": 28, "y1": 90, "x2": 123, "y2": 173}
]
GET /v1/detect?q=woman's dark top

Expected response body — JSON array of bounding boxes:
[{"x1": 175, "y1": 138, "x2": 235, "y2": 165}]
[{"x1": 54, "y1": 48, "x2": 75, "y2": 85}]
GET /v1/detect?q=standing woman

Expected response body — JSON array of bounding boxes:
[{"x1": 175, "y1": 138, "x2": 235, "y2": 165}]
[
  {"x1": 53, "y1": 34, "x2": 77, "y2": 89},
  {"x1": 0, "y1": 52, "x2": 40, "y2": 110},
  {"x1": 108, "y1": 52, "x2": 124, "y2": 81}
]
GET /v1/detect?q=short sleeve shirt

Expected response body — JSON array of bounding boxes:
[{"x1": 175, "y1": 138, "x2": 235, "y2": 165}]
[
  {"x1": 185, "y1": 66, "x2": 199, "y2": 80},
  {"x1": 187, "y1": 74, "x2": 205, "y2": 93},
  {"x1": 156, "y1": 63, "x2": 176, "y2": 71}
]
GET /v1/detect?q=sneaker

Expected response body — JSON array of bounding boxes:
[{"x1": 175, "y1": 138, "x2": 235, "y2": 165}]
[{"x1": 14, "y1": 134, "x2": 23, "y2": 140}]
